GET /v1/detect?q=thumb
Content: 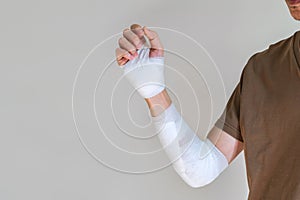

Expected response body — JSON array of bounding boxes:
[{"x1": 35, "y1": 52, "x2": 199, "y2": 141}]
[{"x1": 143, "y1": 26, "x2": 164, "y2": 57}]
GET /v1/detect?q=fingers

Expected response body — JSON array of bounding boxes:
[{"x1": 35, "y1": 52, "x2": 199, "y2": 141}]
[
  {"x1": 123, "y1": 29, "x2": 143, "y2": 49},
  {"x1": 116, "y1": 24, "x2": 146, "y2": 66},
  {"x1": 130, "y1": 24, "x2": 146, "y2": 46},
  {"x1": 119, "y1": 24, "x2": 145, "y2": 55},
  {"x1": 115, "y1": 47, "x2": 135, "y2": 66},
  {"x1": 118, "y1": 36, "x2": 138, "y2": 56},
  {"x1": 116, "y1": 24, "x2": 164, "y2": 66},
  {"x1": 143, "y1": 26, "x2": 164, "y2": 57}
]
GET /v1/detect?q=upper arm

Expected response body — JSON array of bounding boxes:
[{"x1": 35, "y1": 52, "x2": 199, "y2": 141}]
[{"x1": 207, "y1": 126, "x2": 244, "y2": 164}]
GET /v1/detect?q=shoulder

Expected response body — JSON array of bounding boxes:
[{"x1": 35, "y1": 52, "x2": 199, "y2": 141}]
[
  {"x1": 252, "y1": 33, "x2": 295, "y2": 63},
  {"x1": 242, "y1": 32, "x2": 297, "y2": 76}
]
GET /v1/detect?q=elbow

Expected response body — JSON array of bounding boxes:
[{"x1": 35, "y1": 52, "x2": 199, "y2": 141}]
[
  {"x1": 175, "y1": 167, "x2": 219, "y2": 188},
  {"x1": 183, "y1": 176, "x2": 215, "y2": 188},
  {"x1": 173, "y1": 165, "x2": 220, "y2": 188},
  {"x1": 186, "y1": 182, "x2": 207, "y2": 189}
]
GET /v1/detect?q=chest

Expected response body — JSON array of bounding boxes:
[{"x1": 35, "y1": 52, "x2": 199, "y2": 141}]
[{"x1": 240, "y1": 73, "x2": 300, "y2": 145}]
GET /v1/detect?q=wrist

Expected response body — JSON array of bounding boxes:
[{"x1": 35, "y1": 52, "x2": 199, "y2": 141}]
[{"x1": 145, "y1": 89, "x2": 172, "y2": 116}]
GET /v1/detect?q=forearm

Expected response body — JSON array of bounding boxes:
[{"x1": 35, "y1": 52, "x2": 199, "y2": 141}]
[{"x1": 145, "y1": 89, "x2": 172, "y2": 117}]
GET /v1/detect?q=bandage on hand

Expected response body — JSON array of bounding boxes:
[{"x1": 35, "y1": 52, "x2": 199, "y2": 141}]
[
  {"x1": 122, "y1": 46, "x2": 165, "y2": 98},
  {"x1": 116, "y1": 24, "x2": 165, "y2": 98}
]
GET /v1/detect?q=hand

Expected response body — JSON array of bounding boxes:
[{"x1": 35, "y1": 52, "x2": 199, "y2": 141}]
[
  {"x1": 116, "y1": 24, "x2": 164, "y2": 65},
  {"x1": 115, "y1": 24, "x2": 165, "y2": 98}
]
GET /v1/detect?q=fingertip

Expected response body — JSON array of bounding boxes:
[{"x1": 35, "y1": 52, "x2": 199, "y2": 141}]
[
  {"x1": 130, "y1": 24, "x2": 142, "y2": 30},
  {"x1": 143, "y1": 26, "x2": 152, "y2": 38},
  {"x1": 123, "y1": 28, "x2": 130, "y2": 33},
  {"x1": 143, "y1": 26, "x2": 148, "y2": 33}
]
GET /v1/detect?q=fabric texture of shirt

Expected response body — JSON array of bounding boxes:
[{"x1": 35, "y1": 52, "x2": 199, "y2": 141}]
[{"x1": 215, "y1": 31, "x2": 300, "y2": 199}]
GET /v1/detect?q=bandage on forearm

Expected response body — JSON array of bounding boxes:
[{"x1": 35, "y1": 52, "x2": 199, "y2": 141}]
[{"x1": 152, "y1": 104, "x2": 228, "y2": 188}]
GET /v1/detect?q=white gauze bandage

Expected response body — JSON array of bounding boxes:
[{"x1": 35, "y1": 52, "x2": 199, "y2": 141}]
[
  {"x1": 122, "y1": 46, "x2": 165, "y2": 98},
  {"x1": 152, "y1": 104, "x2": 228, "y2": 188}
]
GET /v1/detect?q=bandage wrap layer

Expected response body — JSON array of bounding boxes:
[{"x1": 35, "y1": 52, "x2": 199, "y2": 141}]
[
  {"x1": 123, "y1": 47, "x2": 165, "y2": 98},
  {"x1": 152, "y1": 104, "x2": 229, "y2": 188}
]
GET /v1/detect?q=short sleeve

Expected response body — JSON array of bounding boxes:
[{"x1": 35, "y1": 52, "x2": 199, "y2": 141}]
[
  {"x1": 214, "y1": 54, "x2": 255, "y2": 143},
  {"x1": 214, "y1": 82, "x2": 243, "y2": 142}
]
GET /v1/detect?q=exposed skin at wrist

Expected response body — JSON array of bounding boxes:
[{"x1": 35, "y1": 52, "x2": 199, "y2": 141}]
[{"x1": 145, "y1": 89, "x2": 172, "y2": 117}]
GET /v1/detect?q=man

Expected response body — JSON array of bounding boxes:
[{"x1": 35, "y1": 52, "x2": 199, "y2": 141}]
[{"x1": 115, "y1": 1, "x2": 300, "y2": 199}]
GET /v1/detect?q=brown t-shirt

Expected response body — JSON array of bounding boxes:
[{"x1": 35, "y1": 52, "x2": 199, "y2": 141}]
[{"x1": 215, "y1": 31, "x2": 300, "y2": 199}]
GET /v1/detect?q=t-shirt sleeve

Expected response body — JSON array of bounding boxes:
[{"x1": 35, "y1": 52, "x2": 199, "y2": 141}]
[
  {"x1": 214, "y1": 54, "x2": 255, "y2": 143},
  {"x1": 214, "y1": 54, "x2": 257, "y2": 142},
  {"x1": 215, "y1": 82, "x2": 243, "y2": 142}
]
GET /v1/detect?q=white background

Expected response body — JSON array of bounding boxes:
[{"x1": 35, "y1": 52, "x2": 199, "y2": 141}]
[{"x1": 0, "y1": 0, "x2": 299, "y2": 199}]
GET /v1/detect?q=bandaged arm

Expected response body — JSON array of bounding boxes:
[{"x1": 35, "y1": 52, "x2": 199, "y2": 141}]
[
  {"x1": 120, "y1": 45, "x2": 228, "y2": 187},
  {"x1": 152, "y1": 103, "x2": 229, "y2": 188}
]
